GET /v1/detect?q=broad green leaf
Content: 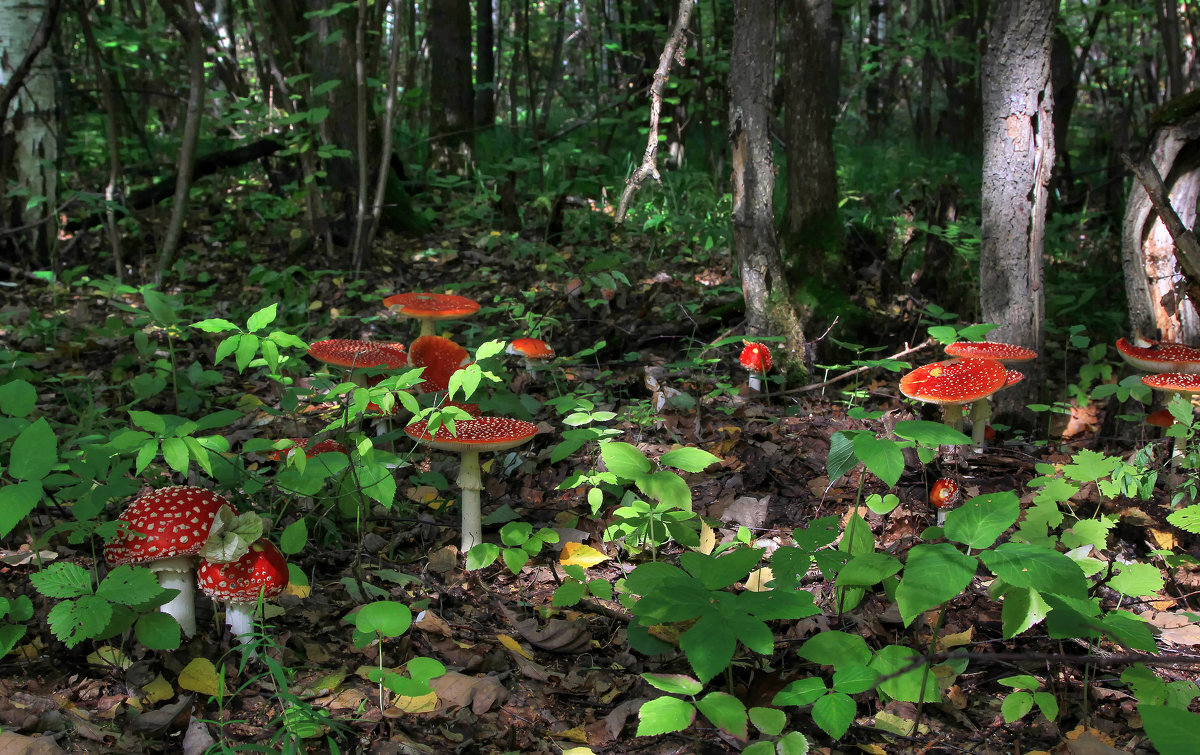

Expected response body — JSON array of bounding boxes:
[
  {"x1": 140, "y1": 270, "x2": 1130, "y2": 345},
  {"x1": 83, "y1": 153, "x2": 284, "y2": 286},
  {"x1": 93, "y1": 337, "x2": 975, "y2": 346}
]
[
  {"x1": 139, "y1": 287, "x2": 176, "y2": 324},
  {"x1": 465, "y1": 543, "x2": 501, "y2": 569},
  {"x1": 635, "y1": 469, "x2": 692, "y2": 510},
  {"x1": 896, "y1": 543, "x2": 977, "y2": 625},
  {"x1": 1062, "y1": 448, "x2": 1120, "y2": 483},
  {"x1": 680, "y1": 613, "x2": 737, "y2": 683},
  {"x1": 749, "y1": 706, "x2": 786, "y2": 736},
  {"x1": 128, "y1": 410, "x2": 166, "y2": 435},
  {"x1": 0, "y1": 379, "x2": 37, "y2": 417},
  {"x1": 9, "y1": 417, "x2": 57, "y2": 481},
  {"x1": 135, "y1": 611, "x2": 182, "y2": 650},
  {"x1": 642, "y1": 673, "x2": 703, "y2": 696},
  {"x1": 636, "y1": 695, "x2": 695, "y2": 737},
  {"x1": 214, "y1": 334, "x2": 241, "y2": 365},
  {"x1": 1109, "y1": 562, "x2": 1165, "y2": 598},
  {"x1": 826, "y1": 431, "x2": 857, "y2": 482},
  {"x1": 869, "y1": 644, "x2": 940, "y2": 702},
  {"x1": 943, "y1": 491, "x2": 1020, "y2": 549},
  {"x1": 0, "y1": 624, "x2": 26, "y2": 658},
  {"x1": 191, "y1": 318, "x2": 239, "y2": 333},
  {"x1": 999, "y1": 585, "x2": 1051, "y2": 638},
  {"x1": 30, "y1": 562, "x2": 93, "y2": 599},
  {"x1": 798, "y1": 631, "x2": 872, "y2": 668},
  {"x1": 502, "y1": 548, "x2": 529, "y2": 574},
  {"x1": 812, "y1": 692, "x2": 856, "y2": 739},
  {"x1": 246, "y1": 303, "x2": 278, "y2": 332},
  {"x1": 600, "y1": 441, "x2": 651, "y2": 479},
  {"x1": 551, "y1": 580, "x2": 586, "y2": 607},
  {"x1": 0, "y1": 480, "x2": 43, "y2": 538},
  {"x1": 660, "y1": 446, "x2": 720, "y2": 473},
  {"x1": 96, "y1": 565, "x2": 165, "y2": 606},
  {"x1": 680, "y1": 548, "x2": 764, "y2": 590},
  {"x1": 1002, "y1": 691, "x2": 1034, "y2": 722},
  {"x1": 772, "y1": 676, "x2": 827, "y2": 706},
  {"x1": 837, "y1": 552, "x2": 902, "y2": 586},
  {"x1": 48, "y1": 596, "x2": 112, "y2": 648},
  {"x1": 893, "y1": 420, "x2": 970, "y2": 447},
  {"x1": 280, "y1": 519, "x2": 308, "y2": 555},
  {"x1": 851, "y1": 434, "x2": 904, "y2": 487},
  {"x1": 354, "y1": 601, "x2": 412, "y2": 638},
  {"x1": 832, "y1": 665, "x2": 880, "y2": 695},
  {"x1": 696, "y1": 691, "x2": 747, "y2": 740},
  {"x1": 235, "y1": 333, "x2": 260, "y2": 372},
  {"x1": 981, "y1": 543, "x2": 1088, "y2": 598},
  {"x1": 161, "y1": 437, "x2": 189, "y2": 474},
  {"x1": 1139, "y1": 705, "x2": 1200, "y2": 754}
]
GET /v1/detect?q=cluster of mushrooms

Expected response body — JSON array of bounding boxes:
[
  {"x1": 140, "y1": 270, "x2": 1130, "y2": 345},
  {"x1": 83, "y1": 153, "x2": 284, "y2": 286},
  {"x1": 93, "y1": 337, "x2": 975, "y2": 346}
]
[
  {"x1": 1115, "y1": 337, "x2": 1200, "y2": 429},
  {"x1": 300, "y1": 292, "x2": 550, "y2": 551}
]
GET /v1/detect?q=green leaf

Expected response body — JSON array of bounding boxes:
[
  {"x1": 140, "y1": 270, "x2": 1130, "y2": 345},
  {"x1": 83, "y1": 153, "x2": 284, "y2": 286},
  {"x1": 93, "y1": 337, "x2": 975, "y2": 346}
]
[
  {"x1": 551, "y1": 580, "x2": 586, "y2": 607},
  {"x1": 161, "y1": 436, "x2": 189, "y2": 474},
  {"x1": 135, "y1": 611, "x2": 182, "y2": 650},
  {"x1": 1109, "y1": 562, "x2": 1165, "y2": 598},
  {"x1": 642, "y1": 673, "x2": 703, "y2": 696},
  {"x1": 246, "y1": 303, "x2": 278, "y2": 333},
  {"x1": 981, "y1": 543, "x2": 1088, "y2": 598},
  {"x1": 832, "y1": 665, "x2": 880, "y2": 695},
  {"x1": 851, "y1": 434, "x2": 904, "y2": 487},
  {"x1": 1139, "y1": 705, "x2": 1200, "y2": 753},
  {"x1": 474, "y1": 339, "x2": 507, "y2": 361},
  {"x1": 0, "y1": 480, "x2": 44, "y2": 538},
  {"x1": 680, "y1": 613, "x2": 737, "y2": 683},
  {"x1": 1167, "y1": 504, "x2": 1200, "y2": 534},
  {"x1": 280, "y1": 519, "x2": 308, "y2": 555},
  {"x1": 214, "y1": 334, "x2": 241, "y2": 365},
  {"x1": 772, "y1": 676, "x2": 827, "y2": 706},
  {"x1": 30, "y1": 562, "x2": 93, "y2": 599},
  {"x1": 1002, "y1": 691, "x2": 1034, "y2": 722},
  {"x1": 999, "y1": 585, "x2": 1051, "y2": 638},
  {"x1": 48, "y1": 596, "x2": 112, "y2": 648},
  {"x1": 659, "y1": 447, "x2": 720, "y2": 473},
  {"x1": 826, "y1": 431, "x2": 858, "y2": 482},
  {"x1": 96, "y1": 565, "x2": 165, "y2": 606},
  {"x1": 812, "y1": 692, "x2": 856, "y2": 739},
  {"x1": 0, "y1": 379, "x2": 37, "y2": 417},
  {"x1": 636, "y1": 695, "x2": 695, "y2": 737},
  {"x1": 896, "y1": 543, "x2": 977, "y2": 626},
  {"x1": 998, "y1": 674, "x2": 1040, "y2": 690},
  {"x1": 600, "y1": 441, "x2": 652, "y2": 479},
  {"x1": 635, "y1": 470, "x2": 692, "y2": 511},
  {"x1": 776, "y1": 731, "x2": 811, "y2": 754},
  {"x1": 870, "y1": 644, "x2": 940, "y2": 702},
  {"x1": 354, "y1": 601, "x2": 412, "y2": 638},
  {"x1": 748, "y1": 706, "x2": 785, "y2": 736},
  {"x1": 128, "y1": 410, "x2": 166, "y2": 434},
  {"x1": 1034, "y1": 691, "x2": 1058, "y2": 720},
  {"x1": 502, "y1": 547, "x2": 529, "y2": 574},
  {"x1": 9, "y1": 417, "x2": 58, "y2": 481},
  {"x1": 943, "y1": 491, "x2": 1021, "y2": 549},
  {"x1": 1062, "y1": 448, "x2": 1121, "y2": 483},
  {"x1": 134, "y1": 440, "x2": 158, "y2": 474},
  {"x1": 465, "y1": 543, "x2": 500, "y2": 569},
  {"x1": 837, "y1": 552, "x2": 902, "y2": 586},
  {"x1": 893, "y1": 420, "x2": 971, "y2": 447},
  {"x1": 798, "y1": 631, "x2": 872, "y2": 668},
  {"x1": 680, "y1": 548, "x2": 764, "y2": 590},
  {"x1": 235, "y1": 333, "x2": 260, "y2": 372},
  {"x1": 696, "y1": 691, "x2": 748, "y2": 740},
  {"x1": 191, "y1": 318, "x2": 239, "y2": 333},
  {"x1": 140, "y1": 287, "x2": 177, "y2": 324},
  {"x1": 0, "y1": 624, "x2": 26, "y2": 657}
]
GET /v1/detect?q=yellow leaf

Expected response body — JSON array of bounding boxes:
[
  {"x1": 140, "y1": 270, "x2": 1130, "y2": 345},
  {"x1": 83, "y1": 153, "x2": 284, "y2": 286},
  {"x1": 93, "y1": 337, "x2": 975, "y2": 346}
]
[
  {"x1": 560, "y1": 542, "x2": 609, "y2": 568},
  {"x1": 744, "y1": 567, "x2": 773, "y2": 592},
  {"x1": 855, "y1": 745, "x2": 887, "y2": 755},
  {"x1": 88, "y1": 645, "x2": 130, "y2": 669},
  {"x1": 496, "y1": 634, "x2": 533, "y2": 659},
  {"x1": 284, "y1": 580, "x2": 311, "y2": 599},
  {"x1": 938, "y1": 626, "x2": 973, "y2": 650},
  {"x1": 140, "y1": 674, "x2": 174, "y2": 705},
  {"x1": 308, "y1": 299, "x2": 322, "y2": 310},
  {"x1": 698, "y1": 520, "x2": 716, "y2": 555},
  {"x1": 178, "y1": 658, "x2": 224, "y2": 697},
  {"x1": 556, "y1": 732, "x2": 591, "y2": 746},
  {"x1": 387, "y1": 691, "x2": 439, "y2": 714}
]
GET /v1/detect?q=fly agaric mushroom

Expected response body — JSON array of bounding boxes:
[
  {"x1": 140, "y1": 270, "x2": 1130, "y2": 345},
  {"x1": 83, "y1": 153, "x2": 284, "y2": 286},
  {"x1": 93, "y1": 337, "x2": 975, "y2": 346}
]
[
  {"x1": 930, "y1": 478, "x2": 959, "y2": 508},
  {"x1": 944, "y1": 341, "x2": 1037, "y2": 364},
  {"x1": 1140, "y1": 373, "x2": 1200, "y2": 462},
  {"x1": 739, "y1": 341, "x2": 773, "y2": 391},
  {"x1": 268, "y1": 438, "x2": 348, "y2": 461},
  {"x1": 409, "y1": 335, "x2": 472, "y2": 394},
  {"x1": 307, "y1": 339, "x2": 409, "y2": 386},
  {"x1": 383, "y1": 293, "x2": 480, "y2": 337},
  {"x1": 1116, "y1": 338, "x2": 1200, "y2": 374},
  {"x1": 104, "y1": 486, "x2": 237, "y2": 638},
  {"x1": 899, "y1": 358, "x2": 1007, "y2": 444},
  {"x1": 405, "y1": 416, "x2": 539, "y2": 551},
  {"x1": 1147, "y1": 409, "x2": 1176, "y2": 428},
  {"x1": 197, "y1": 539, "x2": 288, "y2": 647},
  {"x1": 507, "y1": 337, "x2": 555, "y2": 370}
]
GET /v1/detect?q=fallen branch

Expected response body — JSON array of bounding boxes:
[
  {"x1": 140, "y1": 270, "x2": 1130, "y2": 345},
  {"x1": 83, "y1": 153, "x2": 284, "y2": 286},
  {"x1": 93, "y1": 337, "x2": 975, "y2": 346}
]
[{"x1": 778, "y1": 338, "x2": 936, "y2": 396}]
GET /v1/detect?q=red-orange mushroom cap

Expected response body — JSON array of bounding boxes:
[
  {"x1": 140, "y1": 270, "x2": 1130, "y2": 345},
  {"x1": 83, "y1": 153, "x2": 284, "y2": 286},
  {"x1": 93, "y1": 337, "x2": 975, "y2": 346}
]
[
  {"x1": 1116, "y1": 338, "x2": 1200, "y2": 374},
  {"x1": 507, "y1": 337, "x2": 554, "y2": 361},
  {"x1": 1147, "y1": 409, "x2": 1176, "y2": 428},
  {"x1": 899, "y1": 358, "x2": 1007, "y2": 406},
  {"x1": 739, "y1": 341, "x2": 773, "y2": 372},
  {"x1": 268, "y1": 438, "x2": 347, "y2": 461},
  {"x1": 104, "y1": 486, "x2": 238, "y2": 638},
  {"x1": 1003, "y1": 369, "x2": 1025, "y2": 387},
  {"x1": 197, "y1": 539, "x2": 289, "y2": 645},
  {"x1": 1141, "y1": 373, "x2": 1200, "y2": 394},
  {"x1": 410, "y1": 335, "x2": 472, "y2": 393},
  {"x1": 307, "y1": 339, "x2": 409, "y2": 371},
  {"x1": 930, "y1": 478, "x2": 959, "y2": 508},
  {"x1": 944, "y1": 341, "x2": 1037, "y2": 363},
  {"x1": 384, "y1": 293, "x2": 480, "y2": 336}
]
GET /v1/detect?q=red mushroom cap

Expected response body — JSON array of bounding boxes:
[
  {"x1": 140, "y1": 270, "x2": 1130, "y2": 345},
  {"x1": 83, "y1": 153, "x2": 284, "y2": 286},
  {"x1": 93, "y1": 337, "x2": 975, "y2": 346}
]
[
  {"x1": 1147, "y1": 409, "x2": 1176, "y2": 427},
  {"x1": 507, "y1": 337, "x2": 554, "y2": 360},
  {"x1": 930, "y1": 478, "x2": 959, "y2": 508},
  {"x1": 739, "y1": 341, "x2": 772, "y2": 372},
  {"x1": 944, "y1": 341, "x2": 1037, "y2": 363},
  {"x1": 268, "y1": 438, "x2": 348, "y2": 461},
  {"x1": 1116, "y1": 338, "x2": 1200, "y2": 374},
  {"x1": 307, "y1": 339, "x2": 409, "y2": 370},
  {"x1": 410, "y1": 335, "x2": 472, "y2": 393},
  {"x1": 383, "y1": 293, "x2": 480, "y2": 321},
  {"x1": 1003, "y1": 369, "x2": 1025, "y2": 387},
  {"x1": 197, "y1": 539, "x2": 288, "y2": 605},
  {"x1": 405, "y1": 416, "x2": 538, "y2": 453},
  {"x1": 1141, "y1": 372, "x2": 1200, "y2": 395},
  {"x1": 899, "y1": 359, "x2": 1007, "y2": 406},
  {"x1": 104, "y1": 487, "x2": 237, "y2": 566}
]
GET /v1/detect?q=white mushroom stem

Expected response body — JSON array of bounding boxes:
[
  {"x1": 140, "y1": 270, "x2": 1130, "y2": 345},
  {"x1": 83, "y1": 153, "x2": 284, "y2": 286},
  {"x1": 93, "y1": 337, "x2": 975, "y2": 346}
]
[
  {"x1": 968, "y1": 399, "x2": 992, "y2": 446},
  {"x1": 455, "y1": 449, "x2": 484, "y2": 551},
  {"x1": 748, "y1": 374, "x2": 763, "y2": 391},
  {"x1": 224, "y1": 601, "x2": 258, "y2": 644},
  {"x1": 151, "y1": 557, "x2": 198, "y2": 638},
  {"x1": 418, "y1": 319, "x2": 436, "y2": 337}
]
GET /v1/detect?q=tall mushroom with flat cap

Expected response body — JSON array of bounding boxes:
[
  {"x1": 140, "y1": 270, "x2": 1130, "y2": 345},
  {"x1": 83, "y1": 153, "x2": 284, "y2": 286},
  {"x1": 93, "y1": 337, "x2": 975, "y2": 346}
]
[
  {"x1": 900, "y1": 358, "x2": 1007, "y2": 445},
  {"x1": 405, "y1": 416, "x2": 539, "y2": 551},
  {"x1": 1116, "y1": 338, "x2": 1200, "y2": 374},
  {"x1": 384, "y1": 293, "x2": 480, "y2": 337},
  {"x1": 104, "y1": 486, "x2": 237, "y2": 638},
  {"x1": 307, "y1": 339, "x2": 408, "y2": 385},
  {"x1": 197, "y1": 538, "x2": 288, "y2": 647},
  {"x1": 944, "y1": 341, "x2": 1037, "y2": 364}
]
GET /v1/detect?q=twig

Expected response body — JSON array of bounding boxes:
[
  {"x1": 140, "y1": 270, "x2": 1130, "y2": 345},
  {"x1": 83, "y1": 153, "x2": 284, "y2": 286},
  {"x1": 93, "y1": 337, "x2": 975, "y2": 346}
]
[
  {"x1": 614, "y1": 0, "x2": 694, "y2": 224},
  {"x1": 777, "y1": 338, "x2": 936, "y2": 395},
  {"x1": 1122, "y1": 152, "x2": 1200, "y2": 307}
]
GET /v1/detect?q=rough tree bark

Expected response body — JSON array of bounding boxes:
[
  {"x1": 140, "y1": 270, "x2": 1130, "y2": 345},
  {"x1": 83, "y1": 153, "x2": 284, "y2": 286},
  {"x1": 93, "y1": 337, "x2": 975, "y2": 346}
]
[
  {"x1": 1121, "y1": 96, "x2": 1200, "y2": 344},
  {"x1": 979, "y1": 0, "x2": 1055, "y2": 415},
  {"x1": 429, "y1": 0, "x2": 474, "y2": 174},
  {"x1": 731, "y1": 0, "x2": 806, "y2": 377}
]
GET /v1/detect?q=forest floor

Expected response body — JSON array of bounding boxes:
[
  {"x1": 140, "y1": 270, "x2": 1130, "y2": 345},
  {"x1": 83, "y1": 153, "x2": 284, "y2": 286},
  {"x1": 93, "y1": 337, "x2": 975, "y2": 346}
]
[{"x1": 1, "y1": 222, "x2": 1197, "y2": 754}]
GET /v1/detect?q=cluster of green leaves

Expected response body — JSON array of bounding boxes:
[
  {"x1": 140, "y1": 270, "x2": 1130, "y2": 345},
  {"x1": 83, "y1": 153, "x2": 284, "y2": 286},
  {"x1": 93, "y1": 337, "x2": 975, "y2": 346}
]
[{"x1": 29, "y1": 563, "x2": 179, "y2": 649}]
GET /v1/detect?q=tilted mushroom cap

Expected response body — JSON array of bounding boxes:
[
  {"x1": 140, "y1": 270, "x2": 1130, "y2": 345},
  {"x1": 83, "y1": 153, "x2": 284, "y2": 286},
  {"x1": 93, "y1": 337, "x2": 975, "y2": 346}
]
[
  {"x1": 1116, "y1": 338, "x2": 1200, "y2": 374},
  {"x1": 384, "y1": 293, "x2": 479, "y2": 323},
  {"x1": 307, "y1": 339, "x2": 408, "y2": 370},
  {"x1": 739, "y1": 341, "x2": 773, "y2": 372},
  {"x1": 507, "y1": 337, "x2": 554, "y2": 361},
  {"x1": 945, "y1": 341, "x2": 1037, "y2": 363},
  {"x1": 1003, "y1": 369, "x2": 1025, "y2": 387},
  {"x1": 104, "y1": 486, "x2": 237, "y2": 566},
  {"x1": 410, "y1": 335, "x2": 472, "y2": 393},
  {"x1": 405, "y1": 416, "x2": 539, "y2": 453},
  {"x1": 1147, "y1": 409, "x2": 1176, "y2": 427},
  {"x1": 930, "y1": 478, "x2": 959, "y2": 508},
  {"x1": 1141, "y1": 373, "x2": 1200, "y2": 395},
  {"x1": 899, "y1": 358, "x2": 1007, "y2": 406},
  {"x1": 197, "y1": 539, "x2": 288, "y2": 604}
]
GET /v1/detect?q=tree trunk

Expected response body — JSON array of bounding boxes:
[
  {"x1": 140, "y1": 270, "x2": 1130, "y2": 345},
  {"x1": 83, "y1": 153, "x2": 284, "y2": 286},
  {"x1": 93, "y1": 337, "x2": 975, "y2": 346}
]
[
  {"x1": 475, "y1": 0, "x2": 496, "y2": 128},
  {"x1": 979, "y1": 0, "x2": 1055, "y2": 415},
  {"x1": 0, "y1": 0, "x2": 60, "y2": 270},
  {"x1": 429, "y1": 0, "x2": 474, "y2": 174},
  {"x1": 1122, "y1": 98, "x2": 1200, "y2": 344},
  {"x1": 730, "y1": 0, "x2": 806, "y2": 377},
  {"x1": 781, "y1": 0, "x2": 842, "y2": 300}
]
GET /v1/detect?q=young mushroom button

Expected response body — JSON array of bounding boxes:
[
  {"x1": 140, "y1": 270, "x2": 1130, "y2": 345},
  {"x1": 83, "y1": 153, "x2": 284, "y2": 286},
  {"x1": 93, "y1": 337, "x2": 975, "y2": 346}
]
[
  {"x1": 405, "y1": 416, "x2": 539, "y2": 552},
  {"x1": 739, "y1": 341, "x2": 773, "y2": 391},
  {"x1": 197, "y1": 539, "x2": 289, "y2": 647},
  {"x1": 104, "y1": 486, "x2": 237, "y2": 638},
  {"x1": 383, "y1": 293, "x2": 480, "y2": 337}
]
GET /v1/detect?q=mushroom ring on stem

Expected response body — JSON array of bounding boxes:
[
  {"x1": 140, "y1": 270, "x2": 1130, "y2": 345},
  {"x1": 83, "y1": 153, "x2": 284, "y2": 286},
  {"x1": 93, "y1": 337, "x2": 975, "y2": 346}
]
[
  {"x1": 104, "y1": 486, "x2": 238, "y2": 638},
  {"x1": 383, "y1": 293, "x2": 480, "y2": 337},
  {"x1": 899, "y1": 358, "x2": 1007, "y2": 441},
  {"x1": 405, "y1": 416, "x2": 539, "y2": 552},
  {"x1": 197, "y1": 538, "x2": 289, "y2": 647}
]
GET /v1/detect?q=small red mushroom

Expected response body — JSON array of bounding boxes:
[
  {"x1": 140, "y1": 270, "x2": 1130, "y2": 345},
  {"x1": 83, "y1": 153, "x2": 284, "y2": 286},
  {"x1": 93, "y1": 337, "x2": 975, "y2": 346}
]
[
  {"x1": 383, "y1": 293, "x2": 480, "y2": 337},
  {"x1": 104, "y1": 486, "x2": 237, "y2": 638},
  {"x1": 930, "y1": 478, "x2": 960, "y2": 508},
  {"x1": 405, "y1": 416, "x2": 539, "y2": 551},
  {"x1": 739, "y1": 341, "x2": 773, "y2": 391},
  {"x1": 197, "y1": 539, "x2": 288, "y2": 647},
  {"x1": 507, "y1": 337, "x2": 555, "y2": 370},
  {"x1": 899, "y1": 359, "x2": 1007, "y2": 443},
  {"x1": 409, "y1": 335, "x2": 472, "y2": 394},
  {"x1": 268, "y1": 438, "x2": 348, "y2": 461}
]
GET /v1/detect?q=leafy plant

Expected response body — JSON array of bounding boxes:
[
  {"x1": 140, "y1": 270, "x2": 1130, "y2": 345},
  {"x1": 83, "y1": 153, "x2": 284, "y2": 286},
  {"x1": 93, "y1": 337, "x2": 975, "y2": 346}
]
[{"x1": 30, "y1": 563, "x2": 179, "y2": 649}]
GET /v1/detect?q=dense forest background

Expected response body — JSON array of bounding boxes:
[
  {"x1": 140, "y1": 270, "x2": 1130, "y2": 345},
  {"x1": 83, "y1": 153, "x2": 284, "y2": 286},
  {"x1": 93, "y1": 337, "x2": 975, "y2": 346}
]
[{"x1": 3, "y1": 1, "x2": 1200, "y2": 753}]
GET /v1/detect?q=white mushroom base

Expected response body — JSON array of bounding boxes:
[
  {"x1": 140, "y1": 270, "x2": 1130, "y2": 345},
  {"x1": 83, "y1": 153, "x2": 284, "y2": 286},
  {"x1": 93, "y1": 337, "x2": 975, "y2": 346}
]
[{"x1": 152, "y1": 557, "x2": 198, "y2": 639}]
